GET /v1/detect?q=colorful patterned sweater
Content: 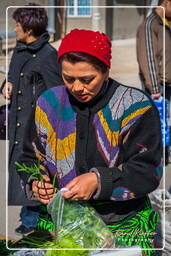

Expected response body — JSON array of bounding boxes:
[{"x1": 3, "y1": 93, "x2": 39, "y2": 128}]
[{"x1": 34, "y1": 78, "x2": 162, "y2": 223}]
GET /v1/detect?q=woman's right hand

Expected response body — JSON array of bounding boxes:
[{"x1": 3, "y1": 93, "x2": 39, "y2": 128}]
[
  {"x1": 2, "y1": 82, "x2": 13, "y2": 99},
  {"x1": 32, "y1": 175, "x2": 56, "y2": 204},
  {"x1": 151, "y1": 93, "x2": 161, "y2": 99}
]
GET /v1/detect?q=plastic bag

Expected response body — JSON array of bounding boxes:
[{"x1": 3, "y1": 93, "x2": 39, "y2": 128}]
[
  {"x1": 47, "y1": 189, "x2": 115, "y2": 249},
  {"x1": 152, "y1": 96, "x2": 170, "y2": 146},
  {"x1": 149, "y1": 189, "x2": 171, "y2": 255},
  {"x1": 13, "y1": 251, "x2": 44, "y2": 256}
]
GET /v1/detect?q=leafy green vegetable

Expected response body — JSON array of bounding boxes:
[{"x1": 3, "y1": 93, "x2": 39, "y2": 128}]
[
  {"x1": 0, "y1": 240, "x2": 15, "y2": 256},
  {"x1": 48, "y1": 194, "x2": 115, "y2": 248},
  {"x1": 15, "y1": 162, "x2": 45, "y2": 182},
  {"x1": 13, "y1": 234, "x2": 89, "y2": 256},
  {"x1": 15, "y1": 162, "x2": 57, "y2": 187},
  {"x1": 44, "y1": 236, "x2": 89, "y2": 256}
]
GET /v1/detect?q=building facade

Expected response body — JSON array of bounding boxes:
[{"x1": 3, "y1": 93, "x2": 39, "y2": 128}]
[{"x1": 0, "y1": 0, "x2": 155, "y2": 43}]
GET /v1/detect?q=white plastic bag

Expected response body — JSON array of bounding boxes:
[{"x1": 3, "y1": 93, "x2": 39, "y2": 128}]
[
  {"x1": 47, "y1": 189, "x2": 115, "y2": 248},
  {"x1": 149, "y1": 189, "x2": 171, "y2": 255}
]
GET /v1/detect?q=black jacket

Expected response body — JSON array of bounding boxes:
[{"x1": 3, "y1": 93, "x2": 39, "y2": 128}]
[
  {"x1": 24, "y1": 79, "x2": 163, "y2": 223},
  {"x1": 6, "y1": 32, "x2": 63, "y2": 205}
]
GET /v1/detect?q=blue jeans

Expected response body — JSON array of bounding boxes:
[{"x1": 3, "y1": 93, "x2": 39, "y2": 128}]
[
  {"x1": 20, "y1": 205, "x2": 40, "y2": 228},
  {"x1": 165, "y1": 86, "x2": 171, "y2": 146}
]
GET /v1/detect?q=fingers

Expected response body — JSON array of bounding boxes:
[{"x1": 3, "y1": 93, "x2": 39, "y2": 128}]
[
  {"x1": 34, "y1": 194, "x2": 54, "y2": 204},
  {"x1": 32, "y1": 179, "x2": 54, "y2": 191},
  {"x1": 151, "y1": 93, "x2": 161, "y2": 99},
  {"x1": 2, "y1": 82, "x2": 13, "y2": 99},
  {"x1": 32, "y1": 179, "x2": 56, "y2": 204},
  {"x1": 2, "y1": 87, "x2": 10, "y2": 99},
  {"x1": 62, "y1": 189, "x2": 77, "y2": 200},
  {"x1": 62, "y1": 189, "x2": 92, "y2": 201},
  {"x1": 61, "y1": 173, "x2": 98, "y2": 201},
  {"x1": 33, "y1": 193, "x2": 54, "y2": 204},
  {"x1": 42, "y1": 174, "x2": 51, "y2": 183},
  {"x1": 61, "y1": 178, "x2": 78, "y2": 199}
]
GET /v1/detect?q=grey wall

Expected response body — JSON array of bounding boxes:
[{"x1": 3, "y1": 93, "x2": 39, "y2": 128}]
[
  {"x1": 106, "y1": 0, "x2": 149, "y2": 40},
  {"x1": 112, "y1": 7, "x2": 144, "y2": 40}
]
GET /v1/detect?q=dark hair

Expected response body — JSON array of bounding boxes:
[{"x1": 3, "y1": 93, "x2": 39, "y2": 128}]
[
  {"x1": 59, "y1": 52, "x2": 108, "y2": 74},
  {"x1": 158, "y1": 0, "x2": 171, "y2": 5},
  {"x1": 13, "y1": 3, "x2": 48, "y2": 37},
  {"x1": 158, "y1": 0, "x2": 164, "y2": 5}
]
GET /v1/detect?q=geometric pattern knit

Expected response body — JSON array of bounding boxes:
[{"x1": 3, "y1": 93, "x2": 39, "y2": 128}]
[{"x1": 35, "y1": 85, "x2": 153, "y2": 200}]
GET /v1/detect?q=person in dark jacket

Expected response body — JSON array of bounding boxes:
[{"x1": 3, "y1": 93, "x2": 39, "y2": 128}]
[
  {"x1": 23, "y1": 29, "x2": 163, "y2": 255},
  {"x1": 1, "y1": 4, "x2": 63, "y2": 235}
]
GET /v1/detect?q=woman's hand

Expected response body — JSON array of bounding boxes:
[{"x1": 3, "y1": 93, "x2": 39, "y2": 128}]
[
  {"x1": 151, "y1": 93, "x2": 161, "y2": 99},
  {"x1": 61, "y1": 173, "x2": 98, "y2": 200},
  {"x1": 2, "y1": 82, "x2": 13, "y2": 99},
  {"x1": 32, "y1": 174, "x2": 56, "y2": 204}
]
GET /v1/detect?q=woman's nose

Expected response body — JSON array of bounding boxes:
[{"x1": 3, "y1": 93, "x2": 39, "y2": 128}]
[{"x1": 73, "y1": 80, "x2": 84, "y2": 92}]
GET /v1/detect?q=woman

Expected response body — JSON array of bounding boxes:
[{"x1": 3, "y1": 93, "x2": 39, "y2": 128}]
[
  {"x1": 1, "y1": 4, "x2": 63, "y2": 234},
  {"x1": 25, "y1": 29, "x2": 162, "y2": 254}
]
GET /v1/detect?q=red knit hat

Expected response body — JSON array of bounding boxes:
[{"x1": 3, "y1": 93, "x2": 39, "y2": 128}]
[{"x1": 58, "y1": 29, "x2": 112, "y2": 68}]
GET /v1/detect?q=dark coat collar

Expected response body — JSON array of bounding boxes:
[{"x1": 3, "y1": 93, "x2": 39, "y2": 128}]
[{"x1": 16, "y1": 31, "x2": 50, "y2": 52}]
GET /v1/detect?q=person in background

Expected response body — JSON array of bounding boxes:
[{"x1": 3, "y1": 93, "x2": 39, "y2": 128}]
[
  {"x1": 136, "y1": 0, "x2": 171, "y2": 164},
  {"x1": 21, "y1": 29, "x2": 162, "y2": 255},
  {"x1": 1, "y1": 3, "x2": 63, "y2": 235}
]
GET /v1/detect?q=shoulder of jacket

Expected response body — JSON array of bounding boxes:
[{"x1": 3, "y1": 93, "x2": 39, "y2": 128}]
[
  {"x1": 137, "y1": 14, "x2": 156, "y2": 36},
  {"x1": 37, "y1": 85, "x2": 65, "y2": 103},
  {"x1": 145, "y1": 13, "x2": 161, "y2": 30},
  {"x1": 108, "y1": 84, "x2": 152, "y2": 114},
  {"x1": 42, "y1": 43, "x2": 57, "y2": 53}
]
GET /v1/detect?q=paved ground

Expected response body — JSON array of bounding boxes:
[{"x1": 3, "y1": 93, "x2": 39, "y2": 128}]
[{"x1": 0, "y1": 39, "x2": 170, "y2": 243}]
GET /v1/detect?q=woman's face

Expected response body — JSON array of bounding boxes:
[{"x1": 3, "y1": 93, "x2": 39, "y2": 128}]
[
  {"x1": 14, "y1": 22, "x2": 29, "y2": 42},
  {"x1": 61, "y1": 60, "x2": 109, "y2": 103}
]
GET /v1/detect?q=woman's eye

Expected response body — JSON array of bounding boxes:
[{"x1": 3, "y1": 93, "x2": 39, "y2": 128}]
[
  {"x1": 80, "y1": 78, "x2": 93, "y2": 84},
  {"x1": 82, "y1": 80, "x2": 90, "y2": 84},
  {"x1": 65, "y1": 77, "x2": 75, "y2": 83}
]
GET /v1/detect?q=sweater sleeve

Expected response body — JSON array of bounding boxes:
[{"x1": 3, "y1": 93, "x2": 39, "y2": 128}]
[
  {"x1": 16, "y1": 95, "x2": 50, "y2": 201},
  {"x1": 93, "y1": 105, "x2": 163, "y2": 201}
]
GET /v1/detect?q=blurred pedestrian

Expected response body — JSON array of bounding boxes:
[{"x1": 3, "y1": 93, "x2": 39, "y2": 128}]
[
  {"x1": 136, "y1": 0, "x2": 171, "y2": 164},
  {"x1": 1, "y1": 3, "x2": 63, "y2": 235}
]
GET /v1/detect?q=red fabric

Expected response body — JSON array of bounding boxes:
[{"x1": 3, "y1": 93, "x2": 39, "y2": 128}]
[{"x1": 58, "y1": 29, "x2": 112, "y2": 67}]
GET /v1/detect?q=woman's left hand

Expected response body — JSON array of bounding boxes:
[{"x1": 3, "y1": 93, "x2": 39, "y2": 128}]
[
  {"x1": 32, "y1": 174, "x2": 56, "y2": 204},
  {"x1": 61, "y1": 173, "x2": 98, "y2": 200}
]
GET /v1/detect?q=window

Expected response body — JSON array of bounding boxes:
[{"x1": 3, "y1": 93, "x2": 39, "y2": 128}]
[{"x1": 67, "y1": 0, "x2": 92, "y2": 17}]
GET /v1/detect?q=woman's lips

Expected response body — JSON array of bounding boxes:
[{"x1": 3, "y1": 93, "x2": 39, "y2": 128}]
[{"x1": 76, "y1": 94, "x2": 88, "y2": 100}]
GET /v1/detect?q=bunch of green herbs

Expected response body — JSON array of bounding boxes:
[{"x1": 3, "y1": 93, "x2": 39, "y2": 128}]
[
  {"x1": 15, "y1": 162, "x2": 56, "y2": 187},
  {"x1": 14, "y1": 235, "x2": 90, "y2": 256},
  {"x1": 0, "y1": 240, "x2": 15, "y2": 256}
]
